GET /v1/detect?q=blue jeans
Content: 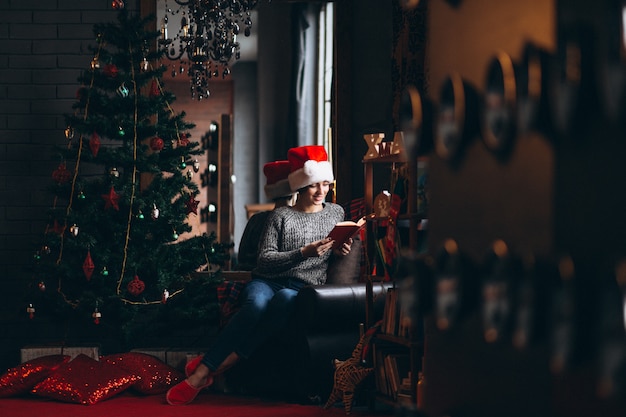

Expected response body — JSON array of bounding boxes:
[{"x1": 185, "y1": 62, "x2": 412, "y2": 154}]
[{"x1": 201, "y1": 277, "x2": 306, "y2": 372}]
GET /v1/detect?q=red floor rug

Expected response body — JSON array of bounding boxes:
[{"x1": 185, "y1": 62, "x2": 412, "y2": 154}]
[{"x1": 0, "y1": 391, "x2": 394, "y2": 417}]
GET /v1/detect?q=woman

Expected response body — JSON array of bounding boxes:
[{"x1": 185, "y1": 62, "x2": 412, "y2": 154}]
[
  {"x1": 236, "y1": 159, "x2": 297, "y2": 271},
  {"x1": 166, "y1": 145, "x2": 352, "y2": 405}
]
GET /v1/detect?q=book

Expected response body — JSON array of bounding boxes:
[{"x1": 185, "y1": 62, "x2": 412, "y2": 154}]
[{"x1": 327, "y1": 216, "x2": 366, "y2": 250}]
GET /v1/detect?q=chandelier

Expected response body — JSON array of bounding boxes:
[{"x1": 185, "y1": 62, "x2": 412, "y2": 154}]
[{"x1": 159, "y1": 0, "x2": 259, "y2": 100}]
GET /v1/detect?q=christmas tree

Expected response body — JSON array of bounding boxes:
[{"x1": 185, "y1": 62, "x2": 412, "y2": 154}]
[{"x1": 28, "y1": 7, "x2": 230, "y2": 349}]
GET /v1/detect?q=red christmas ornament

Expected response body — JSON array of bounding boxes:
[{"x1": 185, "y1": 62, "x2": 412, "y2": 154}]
[
  {"x1": 90, "y1": 132, "x2": 101, "y2": 157},
  {"x1": 185, "y1": 195, "x2": 200, "y2": 215},
  {"x1": 52, "y1": 162, "x2": 71, "y2": 184},
  {"x1": 76, "y1": 86, "x2": 87, "y2": 100},
  {"x1": 178, "y1": 133, "x2": 190, "y2": 147},
  {"x1": 149, "y1": 136, "x2": 164, "y2": 151},
  {"x1": 149, "y1": 79, "x2": 160, "y2": 97},
  {"x1": 112, "y1": 0, "x2": 125, "y2": 10},
  {"x1": 102, "y1": 63, "x2": 119, "y2": 78},
  {"x1": 127, "y1": 275, "x2": 145, "y2": 296},
  {"x1": 83, "y1": 250, "x2": 95, "y2": 281},
  {"x1": 92, "y1": 308, "x2": 101, "y2": 325},
  {"x1": 27, "y1": 304, "x2": 35, "y2": 319},
  {"x1": 102, "y1": 186, "x2": 120, "y2": 211}
]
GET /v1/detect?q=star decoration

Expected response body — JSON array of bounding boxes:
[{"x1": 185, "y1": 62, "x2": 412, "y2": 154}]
[
  {"x1": 102, "y1": 186, "x2": 120, "y2": 211},
  {"x1": 324, "y1": 329, "x2": 376, "y2": 414},
  {"x1": 185, "y1": 195, "x2": 200, "y2": 215},
  {"x1": 52, "y1": 162, "x2": 71, "y2": 184}
]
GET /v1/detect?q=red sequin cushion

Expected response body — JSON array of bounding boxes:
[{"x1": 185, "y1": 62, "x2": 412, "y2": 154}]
[
  {"x1": 0, "y1": 354, "x2": 71, "y2": 398},
  {"x1": 31, "y1": 353, "x2": 140, "y2": 405},
  {"x1": 101, "y1": 352, "x2": 184, "y2": 395}
]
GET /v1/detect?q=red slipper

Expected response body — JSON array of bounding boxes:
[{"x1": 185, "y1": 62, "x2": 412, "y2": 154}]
[
  {"x1": 166, "y1": 379, "x2": 210, "y2": 406},
  {"x1": 185, "y1": 354, "x2": 204, "y2": 377}
]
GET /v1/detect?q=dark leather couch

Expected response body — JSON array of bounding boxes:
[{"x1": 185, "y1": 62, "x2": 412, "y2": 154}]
[{"x1": 222, "y1": 280, "x2": 393, "y2": 403}]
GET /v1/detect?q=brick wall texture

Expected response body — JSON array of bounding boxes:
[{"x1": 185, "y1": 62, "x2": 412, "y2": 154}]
[{"x1": 0, "y1": 0, "x2": 141, "y2": 368}]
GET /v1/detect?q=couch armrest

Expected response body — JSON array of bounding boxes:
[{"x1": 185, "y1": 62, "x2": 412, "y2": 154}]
[{"x1": 295, "y1": 282, "x2": 393, "y2": 333}]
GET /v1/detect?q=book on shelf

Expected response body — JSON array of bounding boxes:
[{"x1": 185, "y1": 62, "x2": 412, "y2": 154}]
[
  {"x1": 382, "y1": 287, "x2": 401, "y2": 335},
  {"x1": 327, "y1": 216, "x2": 367, "y2": 250},
  {"x1": 376, "y1": 349, "x2": 412, "y2": 401}
]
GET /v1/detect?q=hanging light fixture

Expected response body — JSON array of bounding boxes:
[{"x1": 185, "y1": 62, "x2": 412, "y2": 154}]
[{"x1": 159, "y1": 0, "x2": 258, "y2": 100}]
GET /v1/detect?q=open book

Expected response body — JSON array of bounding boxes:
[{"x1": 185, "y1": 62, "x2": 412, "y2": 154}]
[{"x1": 327, "y1": 216, "x2": 367, "y2": 250}]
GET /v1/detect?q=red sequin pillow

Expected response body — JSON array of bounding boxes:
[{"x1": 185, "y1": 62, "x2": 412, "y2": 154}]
[
  {"x1": 0, "y1": 354, "x2": 70, "y2": 398},
  {"x1": 101, "y1": 352, "x2": 184, "y2": 395},
  {"x1": 31, "y1": 353, "x2": 140, "y2": 405}
]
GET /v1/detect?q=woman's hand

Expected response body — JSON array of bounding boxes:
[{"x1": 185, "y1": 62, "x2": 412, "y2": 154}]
[
  {"x1": 301, "y1": 238, "x2": 334, "y2": 258},
  {"x1": 332, "y1": 237, "x2": 352, "y2": 257}
]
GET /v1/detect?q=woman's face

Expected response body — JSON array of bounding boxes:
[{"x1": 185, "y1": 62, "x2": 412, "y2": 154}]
[{"x1": 300, "y1": 181, "x2": 330, "y2": 206}]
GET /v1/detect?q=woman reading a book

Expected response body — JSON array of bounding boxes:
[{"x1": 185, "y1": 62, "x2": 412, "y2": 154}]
[{"x1": 166, "y1": 145, "x2": 353, "y2": 405}]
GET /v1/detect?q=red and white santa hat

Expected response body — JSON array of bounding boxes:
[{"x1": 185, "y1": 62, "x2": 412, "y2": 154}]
[
  {"x1": 287, "y1": 145, "x2": 334, "y2": 191},
  {"x1": 263, "y1": 160, "x2": 294, "y2": 200}
]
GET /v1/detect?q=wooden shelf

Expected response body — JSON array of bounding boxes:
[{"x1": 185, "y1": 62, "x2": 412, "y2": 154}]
[{"x1": 363, "y1": 153, "x2": 427, "y2": 409}]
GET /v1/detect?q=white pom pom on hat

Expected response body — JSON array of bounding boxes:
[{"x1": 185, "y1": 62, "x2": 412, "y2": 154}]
[{"x1": 287, "y1": 145, "x2": 334, "y2": 191}]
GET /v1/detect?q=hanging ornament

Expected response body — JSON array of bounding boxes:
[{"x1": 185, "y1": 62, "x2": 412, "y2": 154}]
[
  {"x1": 77, "y1": 190, "x2": 86, "y2": 200},
  {"x1": 76, "y1": 86, "x2": 88, "y2": 101},
  {"x1": 69, "y1": 223, "x2": 79, "y2": 237},
  {"x1": 52, "y1": 219, "x2": 65, "y2": 235},
  {"x1": 136, "y1": 210, "x2": 145, "y2": 220},
  {"x1": 111, "y1": 0, "x2": 125, "y2": 10},
  {"x1": 90, "y1": 132, "x2": 101, "y2": 157},
  {"x1": 102, "y1": 63, "x2": 119, "y2": 78},
  {"x1": 178, "y1": 133, "x2": 190, "y2": 147},
  {"x1": 151, "y1": 203, "x2": 160, "y2": 220},
  {"x1": 161, "y1": 289, "x2": 170, "y2": 304},
  {"x1": 192, "y1": 159, "x2": 200, "y2": 173},
  {"x1": 149, "y1": 136, "x2": 164, "y2": 151},
  {"x1": 33, "y1": 251, "x2": 41, "y2": 261},
  {"x1": 149, "y1": 79, "x2": 160, "y2": 97},
  {"x1": 51, "y1": 162, "x2": 71, "y2": 184},
  {"x1": 90, "y1": 56, "x2": 100, "y2": 70},
  {"x1": 140, "y1": 57, "x2": 149, "y2": 72},
  {"x1": 42, "y1": 245, "x2": 51, "y2": 255},
  {"x1": 185, "y1": 195, "x2": 200, "y2": 215},
  {"x1": 83, "y1": 250, "x2": 95, "y2": 281},
  {"x1": 101, "y1": 266, "x2": 109, "y2": 276},
  {"x1": 64, "y1": 126, "x2": 74, "y2": 140},
  {"x1": 38, "y1": 281, "x2": 46, "y2": 292},
  {"x1": 179, "y1": 157, "x2": 187, "y2": 169},
  {"x1": 117, "y1": 126, "x2": 125, "y2": 137},
  {"x1": 186, "y1": 169, "x2": 193, "y2": 180},
  {"x1": 172, "y1": 230, "x2": 179, "y2": 240},
  {"x1": 127, "y1": 275, "x2": 146, "y2": 297},
  {"x1": 26, "y1": 304, "x2": 35, "y2": 319},
  {"x1": 116, "y1": 82, "x2": 129, "y2": 97},
  {"x1": 92, "y1": 307, "x2": 101, "y2": 325},
  {"x1": 109, "y1": 166, "x2": 120, "y2": 179},
  {"x1": 101, "y1": 186, "x2": 120, "y2": 211}
]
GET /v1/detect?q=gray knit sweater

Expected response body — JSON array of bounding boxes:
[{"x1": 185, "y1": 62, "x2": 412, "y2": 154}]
[{"x1": 253, "y1": 203, "x2": 345, "y2": 285}]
